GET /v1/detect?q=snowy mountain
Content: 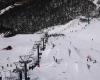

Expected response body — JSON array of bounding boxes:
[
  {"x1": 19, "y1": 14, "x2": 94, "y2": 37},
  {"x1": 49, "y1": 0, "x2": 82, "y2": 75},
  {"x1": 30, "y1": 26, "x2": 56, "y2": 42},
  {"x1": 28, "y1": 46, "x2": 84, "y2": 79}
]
[
  {"x1": 0, "y1": 17, "x2": 100, "y2": 80},
  {"x1": 0, "y1": 0, "x2": 96, "y2": 37}
]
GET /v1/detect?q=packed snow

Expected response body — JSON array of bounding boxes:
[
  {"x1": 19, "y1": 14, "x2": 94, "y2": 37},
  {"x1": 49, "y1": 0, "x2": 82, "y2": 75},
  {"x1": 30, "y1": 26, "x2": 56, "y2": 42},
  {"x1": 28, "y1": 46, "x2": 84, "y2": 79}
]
[{"x1": 0, "y1": 18, "x2": 100, "y2": 80}]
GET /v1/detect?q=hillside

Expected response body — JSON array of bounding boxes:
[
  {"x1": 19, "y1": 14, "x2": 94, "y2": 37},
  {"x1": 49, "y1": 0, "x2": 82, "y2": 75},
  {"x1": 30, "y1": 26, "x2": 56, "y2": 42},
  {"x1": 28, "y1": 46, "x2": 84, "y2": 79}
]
[
  {"x1": 0, "y1": 0, "x2": 96, "y2": 37},
  {"x1": 0, "y1": 17, "x2": 100, "y2": 80}
]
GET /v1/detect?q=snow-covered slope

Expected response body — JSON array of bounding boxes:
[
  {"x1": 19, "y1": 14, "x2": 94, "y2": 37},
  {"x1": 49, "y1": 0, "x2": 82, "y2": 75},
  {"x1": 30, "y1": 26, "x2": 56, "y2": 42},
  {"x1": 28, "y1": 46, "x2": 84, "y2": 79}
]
[{"x1": 0, "y1": 18, "x2": 100, "y2": 80}]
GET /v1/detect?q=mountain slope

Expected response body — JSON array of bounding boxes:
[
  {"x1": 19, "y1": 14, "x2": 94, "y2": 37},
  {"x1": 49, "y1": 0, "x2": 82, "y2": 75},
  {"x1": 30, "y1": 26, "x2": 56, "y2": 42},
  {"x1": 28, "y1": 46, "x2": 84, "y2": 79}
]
[
  {"x1": 0, "y1": 17, "x2": 100, "y2": 80},
  {"x1": 30, "y1": 18, "x2": 100, "y2": 80},
  {"x1": 0, "y1": 0, "x2": 96, "y2": 36}
]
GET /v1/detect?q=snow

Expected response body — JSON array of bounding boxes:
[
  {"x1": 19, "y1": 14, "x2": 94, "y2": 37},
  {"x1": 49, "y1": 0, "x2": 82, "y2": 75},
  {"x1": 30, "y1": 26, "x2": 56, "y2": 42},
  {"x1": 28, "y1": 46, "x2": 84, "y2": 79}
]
[
  {"x1": 92, "y1": 0, "x2": 100, "y2": 9},
  {"x1": 0, "y1": 18, "x2": 100, "y2": 80},
  {"x1": 0, "y1": 5, "x2": 14, "y2": 15},
  {"x1": 0, "y1": 3, "x2": 22, "y2": 15}
]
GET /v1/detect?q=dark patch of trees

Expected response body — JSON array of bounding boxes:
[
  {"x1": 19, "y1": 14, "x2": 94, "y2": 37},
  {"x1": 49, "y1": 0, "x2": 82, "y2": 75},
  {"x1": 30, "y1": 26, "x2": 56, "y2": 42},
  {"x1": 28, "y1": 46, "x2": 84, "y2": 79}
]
[{"x1": 0, "y1": 0, "x2": 96, "y2": 37}]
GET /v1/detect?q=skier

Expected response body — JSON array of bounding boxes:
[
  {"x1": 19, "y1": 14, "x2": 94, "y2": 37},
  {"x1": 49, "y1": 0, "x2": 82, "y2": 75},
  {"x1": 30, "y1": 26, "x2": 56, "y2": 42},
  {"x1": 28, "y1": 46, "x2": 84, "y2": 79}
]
[{"x1": 87, "y1": 64, "x2": 91, "y2": 70}]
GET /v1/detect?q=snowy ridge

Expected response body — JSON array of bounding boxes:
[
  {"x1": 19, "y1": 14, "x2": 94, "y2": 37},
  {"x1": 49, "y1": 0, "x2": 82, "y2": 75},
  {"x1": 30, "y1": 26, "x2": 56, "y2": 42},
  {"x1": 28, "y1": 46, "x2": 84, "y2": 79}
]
[
  {"x1": 0, "y1": 18, "x2": 100, "y2": 80},
  {"x1": 0, "y1": 3, "x2": 22, "y2": 15}
]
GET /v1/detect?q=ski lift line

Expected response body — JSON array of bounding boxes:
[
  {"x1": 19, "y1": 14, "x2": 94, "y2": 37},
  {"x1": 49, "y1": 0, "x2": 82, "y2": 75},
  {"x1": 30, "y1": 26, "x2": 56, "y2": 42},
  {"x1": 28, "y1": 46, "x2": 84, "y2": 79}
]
[
  {"x1": 1, "y1": 36, "x2": 45, "y2": 78},
  {"x1": 19, "y1": 60, "x2": 32, "y2": 80},
  {"x1": 19, "y1": 54, "x2": 36, "y2": 63},
  {"x1": 13, "y1": 42, "x2": 43, "y2": 69},
  {"x1": 0, "y1": 38, "x2": 45, "y2": 79}
]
